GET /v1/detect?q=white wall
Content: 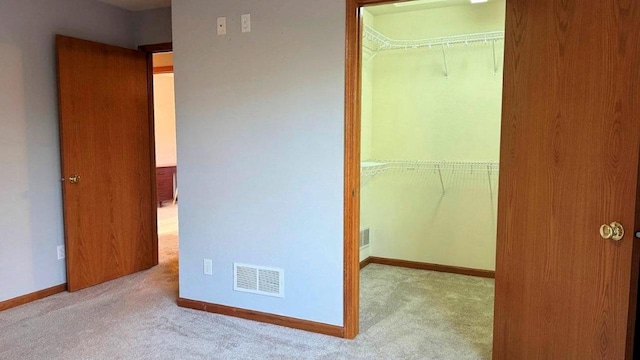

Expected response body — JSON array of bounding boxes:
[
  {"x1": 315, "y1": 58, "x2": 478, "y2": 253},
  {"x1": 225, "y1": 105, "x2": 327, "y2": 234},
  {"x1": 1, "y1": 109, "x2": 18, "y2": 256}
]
[
  {"x1": 153, "y1": 73, "x2": 177, "y2": 167},
  {"x1": 0, "y1": 0, "x2": 137, "y2": 302},
  {"x1": 173, "y1": 0, "x2": 345, "y2": 326},
  {"x1": 372, "y1": 2, "x2": 505, "y2": 162},
  {"x1": 360, "y1": 10, "x2": 375, "y2": 262},
  {"x1": 363, "y1": 2, "x2": 505, "y2": 270}
]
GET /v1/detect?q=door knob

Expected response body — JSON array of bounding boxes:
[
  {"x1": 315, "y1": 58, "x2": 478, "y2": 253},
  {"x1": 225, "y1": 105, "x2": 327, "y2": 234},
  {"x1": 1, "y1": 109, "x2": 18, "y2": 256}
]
[
  {"x1": 600, "y1": 222, "x2": 624, "y2": 241},
  {"x1": 69, "y1": 175, "x2": 81, "y2": 184}
]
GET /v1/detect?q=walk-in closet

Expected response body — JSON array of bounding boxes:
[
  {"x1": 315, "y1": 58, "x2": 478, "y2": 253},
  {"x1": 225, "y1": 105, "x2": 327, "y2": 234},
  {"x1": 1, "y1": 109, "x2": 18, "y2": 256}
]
[{"x1": 359, "y1": 0, "x2": 506, "y2": 357}]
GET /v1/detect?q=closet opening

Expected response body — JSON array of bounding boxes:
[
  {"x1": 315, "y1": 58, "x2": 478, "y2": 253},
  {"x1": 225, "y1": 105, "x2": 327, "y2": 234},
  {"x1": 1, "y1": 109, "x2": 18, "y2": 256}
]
[{"x1": 347, "y1": 0, "x2": 506, "y2": 354}]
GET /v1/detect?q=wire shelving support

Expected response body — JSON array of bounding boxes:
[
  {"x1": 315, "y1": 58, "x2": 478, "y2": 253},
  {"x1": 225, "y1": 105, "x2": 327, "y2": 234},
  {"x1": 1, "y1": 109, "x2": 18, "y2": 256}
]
[
  {"x1": 361, "y1": 161, "x2": 499, "y2": 198},
  {"x1": 363, "y1": 25, "x2": 505, "y2": 77}
]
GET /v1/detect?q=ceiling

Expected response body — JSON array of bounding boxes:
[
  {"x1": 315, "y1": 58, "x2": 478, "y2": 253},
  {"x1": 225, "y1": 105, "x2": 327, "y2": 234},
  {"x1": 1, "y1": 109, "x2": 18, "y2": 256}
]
[
  {"x1": 97, "y1": 0, "x2": 170, "y2": 12},
  {"x1": 366, "y1": 0, "x2": 501, "y2": 15}
]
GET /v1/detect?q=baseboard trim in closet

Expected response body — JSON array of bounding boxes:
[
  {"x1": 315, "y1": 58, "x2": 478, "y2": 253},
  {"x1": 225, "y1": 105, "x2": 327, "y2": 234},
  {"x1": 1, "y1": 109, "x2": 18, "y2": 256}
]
[
  {"x1": 364, "y1": 257, "x2": 495, "y2": 279},
  {"x1": 360, "y1": 257, "x2": 373, "y2": 269},
  {"x1": 177, "y1": 298, "x2": 345, "y2": 338},
  {"x1": 0, "y1": 284, "x2": 67, "y2": 312}
]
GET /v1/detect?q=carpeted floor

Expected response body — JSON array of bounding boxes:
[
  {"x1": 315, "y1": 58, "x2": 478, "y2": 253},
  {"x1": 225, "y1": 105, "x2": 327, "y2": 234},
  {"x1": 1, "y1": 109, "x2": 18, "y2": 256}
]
[{"x1": 0, "y1": 205, "x2": 494, "y2": 360}]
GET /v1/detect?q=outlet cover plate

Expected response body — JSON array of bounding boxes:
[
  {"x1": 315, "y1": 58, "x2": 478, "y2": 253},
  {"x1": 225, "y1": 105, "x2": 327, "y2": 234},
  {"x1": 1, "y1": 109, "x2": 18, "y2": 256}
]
[
  {"x1": 57, "y1": 245, "x2": 65, "y2": 260},
  {"x1": 204, "y1": 259, "x2": 213, "y2": 275}
]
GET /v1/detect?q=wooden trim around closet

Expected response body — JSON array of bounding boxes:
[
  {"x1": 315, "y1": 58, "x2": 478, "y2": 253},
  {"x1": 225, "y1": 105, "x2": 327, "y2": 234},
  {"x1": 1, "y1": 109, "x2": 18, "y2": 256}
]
[
  {"x1": 362, "y1": 257, "x2": 495, "y2": 279},
  {"x1": 177, "y1": 298, "x2": 344, "y2": 337},
  {"x1": 344, "y1": 0, "x2": 407, "y2": 340},
  {"x1": 360, "y1": 257, "x2": 373, "y2": 269},
  {"x1": 343, "y1": 0, "x2": 361, "y2": 340},
  {"x1": 0, "y1": 284, "x2": 67, "y2": 312}
]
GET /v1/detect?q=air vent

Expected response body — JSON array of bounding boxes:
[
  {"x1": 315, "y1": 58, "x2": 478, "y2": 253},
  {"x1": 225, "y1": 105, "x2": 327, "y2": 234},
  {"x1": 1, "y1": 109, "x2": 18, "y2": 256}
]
[
  {"x1": 360, "y1": 228, "x2": 370, "y2": 248},
  {"x1": 234, "y1": 263, "x2": 284, "y2": 298}
]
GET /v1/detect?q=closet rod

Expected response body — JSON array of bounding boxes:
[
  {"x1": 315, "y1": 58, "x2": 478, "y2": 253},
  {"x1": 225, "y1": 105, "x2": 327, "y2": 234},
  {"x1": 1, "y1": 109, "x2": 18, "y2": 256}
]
[{"x1": 363, "y1": 25, "x2": 504, "y2": 53}]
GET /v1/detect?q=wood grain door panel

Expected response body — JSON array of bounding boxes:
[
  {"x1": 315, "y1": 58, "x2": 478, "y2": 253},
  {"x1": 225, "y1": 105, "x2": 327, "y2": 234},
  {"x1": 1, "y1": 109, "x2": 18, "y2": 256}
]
[
  {"x1": 494, "y1": 1, "x2": 640, "y2": 358},
  {"x1": 56, "y1": 35, "x2": 157, "y2": 292}
]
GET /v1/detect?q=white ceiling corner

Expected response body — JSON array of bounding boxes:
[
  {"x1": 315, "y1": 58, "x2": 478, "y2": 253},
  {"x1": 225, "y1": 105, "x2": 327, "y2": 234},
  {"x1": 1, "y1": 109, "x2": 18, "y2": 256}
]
[{"x1": 97, "y1": 0, "x2": 171, "y2": 12}]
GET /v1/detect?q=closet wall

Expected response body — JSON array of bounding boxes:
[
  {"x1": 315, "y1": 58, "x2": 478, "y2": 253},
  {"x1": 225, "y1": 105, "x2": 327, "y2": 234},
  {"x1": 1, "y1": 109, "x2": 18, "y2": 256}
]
[
  {"x1": 361, "y1": 1, "x2": 506, "y2": 271},
  {"x1": 360, "y1": 9, "x2": 375, "y2": 262}
]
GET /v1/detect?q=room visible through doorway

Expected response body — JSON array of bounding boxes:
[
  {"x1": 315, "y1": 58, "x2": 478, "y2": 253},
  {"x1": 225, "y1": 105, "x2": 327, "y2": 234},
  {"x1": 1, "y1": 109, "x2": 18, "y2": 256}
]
[{"x1": 152, "y1": 51, "x2": 179, "y2": 266}]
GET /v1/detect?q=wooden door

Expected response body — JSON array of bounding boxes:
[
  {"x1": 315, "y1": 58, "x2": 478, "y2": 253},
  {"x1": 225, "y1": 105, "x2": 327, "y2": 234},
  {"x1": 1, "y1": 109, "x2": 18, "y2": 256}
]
[
  {"x1": 494, "y1": 1, "x2": 640, "y2": 359},
  {"x1": 56, "y1": 35, "x2": 157, "y2": 292}
]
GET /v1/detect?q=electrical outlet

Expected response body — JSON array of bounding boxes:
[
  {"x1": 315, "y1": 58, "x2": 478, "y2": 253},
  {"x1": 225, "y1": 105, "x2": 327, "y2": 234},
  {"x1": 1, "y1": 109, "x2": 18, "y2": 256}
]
[
  {"x1": 217, "y1": 17, "x2": 227, "y2": 35},
  {"x1": 57, "y1": 245, "x2": 65, "y2": 260},
  {"x1": 203, "y1": 259, "x2": 213, "y2": 275}
]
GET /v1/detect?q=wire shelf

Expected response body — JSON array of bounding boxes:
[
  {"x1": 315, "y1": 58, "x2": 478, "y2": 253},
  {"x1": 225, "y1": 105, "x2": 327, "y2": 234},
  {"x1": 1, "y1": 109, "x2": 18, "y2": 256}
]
[
  {"x1": 362, "y1": 25, "x2": 505, "y2": 76},
  {"x1": 363, "y1": 25, "x2": 504, "y2": 53},
  {"x1": 361, "y1": 161, "x2": 499, "y2": 197},
  {"x1": 362, "y1": 161, "x2": 499, "y2": 177}
]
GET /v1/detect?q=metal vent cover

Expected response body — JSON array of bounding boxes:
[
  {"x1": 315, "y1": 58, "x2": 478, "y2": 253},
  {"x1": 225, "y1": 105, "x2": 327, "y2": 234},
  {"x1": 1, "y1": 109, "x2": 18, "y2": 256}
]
[
  {"x1": 233, "y1": 263, "x2": 284, "y2": 298},
  {"x1": 360, "y1": 228, "x2": 370, "y2": 248}
]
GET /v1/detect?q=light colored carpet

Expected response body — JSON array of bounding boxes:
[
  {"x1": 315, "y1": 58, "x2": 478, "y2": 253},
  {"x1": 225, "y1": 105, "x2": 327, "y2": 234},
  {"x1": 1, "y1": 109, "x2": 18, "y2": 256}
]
[{"x1": 0, "y1": 205, "x2": 494, "y2": 359}]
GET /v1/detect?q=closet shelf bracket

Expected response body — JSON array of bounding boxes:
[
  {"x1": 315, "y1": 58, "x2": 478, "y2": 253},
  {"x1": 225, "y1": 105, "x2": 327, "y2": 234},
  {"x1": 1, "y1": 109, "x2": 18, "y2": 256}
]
[
  {"x1": 492, "y1": 40, "x2": 499, "y2": 76},
  {"x1": 441, "y1": 44, "x2": 449, "y2": 79},
  {"x1": 436, "y1": 164, "x2": 446, "y2": 195}
]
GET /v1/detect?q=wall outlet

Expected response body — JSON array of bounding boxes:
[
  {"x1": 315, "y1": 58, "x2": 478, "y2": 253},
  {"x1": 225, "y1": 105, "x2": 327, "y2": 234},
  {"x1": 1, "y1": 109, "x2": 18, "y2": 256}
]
[
  {"x1": 217, "y1": 17, "x2": 227, "y2": 35},
  {"x1": 203, "y1": 259, "x2": 213, "y2": 275},
  {"x1": 57, "y1": 245, "x2": 65, "y2": 260}
]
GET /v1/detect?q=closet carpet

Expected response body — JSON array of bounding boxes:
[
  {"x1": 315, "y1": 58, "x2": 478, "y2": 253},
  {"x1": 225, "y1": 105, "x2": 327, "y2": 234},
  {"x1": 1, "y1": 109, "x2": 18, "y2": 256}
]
[{"x1": 0, "y1": 205, "x2": 494, "y2": 360}]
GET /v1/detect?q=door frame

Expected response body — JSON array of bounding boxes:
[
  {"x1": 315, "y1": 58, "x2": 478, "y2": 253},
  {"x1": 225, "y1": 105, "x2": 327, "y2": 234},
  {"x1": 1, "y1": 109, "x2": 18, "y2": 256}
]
[
  {"x1": 139, "y1": 42, "x2": 173, "y2": 266},
  {"x1": 343, "y1": 0, "x2": 508, "y2": 340},
  {"x1": 343, "y1": 0, "x2": 408, "y2": 339}
]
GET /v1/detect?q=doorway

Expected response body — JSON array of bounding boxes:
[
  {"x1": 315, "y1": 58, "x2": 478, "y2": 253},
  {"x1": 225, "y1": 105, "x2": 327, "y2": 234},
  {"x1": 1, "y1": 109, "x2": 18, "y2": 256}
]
[
  {"x1": 150, "y1": 50, "x2": 180, "y2": 272},
  {"x1": 356, "y1": 0, "x2": 504, "y2": 356},
  {"x1": 345, "y1": 0, "x2": 640, "y2": 358}
]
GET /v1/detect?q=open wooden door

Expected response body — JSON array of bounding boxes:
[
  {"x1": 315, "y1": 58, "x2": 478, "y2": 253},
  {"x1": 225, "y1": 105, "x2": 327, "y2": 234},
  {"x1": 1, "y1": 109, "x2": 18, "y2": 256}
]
[
  {"x1": 56, "y1": 35, "x2": 157, "y2": 292},
  {"x1": 494, "y1": 1, "x2": 640, "y2": 358}
]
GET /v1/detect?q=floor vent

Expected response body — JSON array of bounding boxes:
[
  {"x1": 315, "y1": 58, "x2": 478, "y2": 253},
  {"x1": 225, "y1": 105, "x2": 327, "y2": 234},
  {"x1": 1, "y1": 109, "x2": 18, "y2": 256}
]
[
  {"x1": 234, "y1": 263, "x2": 284, "y2": 298},
  {"x1": 360, "y1": 228, "x2": 370, "y2": 248}
]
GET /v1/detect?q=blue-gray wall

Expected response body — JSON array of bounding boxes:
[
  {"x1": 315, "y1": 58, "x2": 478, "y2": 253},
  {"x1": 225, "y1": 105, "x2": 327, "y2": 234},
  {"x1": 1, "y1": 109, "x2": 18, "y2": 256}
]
[
  {"x1": 135, "y1": 7, "x2": 172, "y2": 45},
  {"x1": 173, "y1": 0, "x2": 346, "y2": 325},
  {"x1": 0, "y1": 0, "x2": 169, "y2": 302}
]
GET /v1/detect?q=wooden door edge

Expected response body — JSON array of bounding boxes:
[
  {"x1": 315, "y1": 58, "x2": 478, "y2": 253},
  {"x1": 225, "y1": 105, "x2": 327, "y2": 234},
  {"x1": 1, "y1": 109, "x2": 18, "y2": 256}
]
[
  {"x1": 626, "y1": 153, "x2": 640, "y2": 358},
  {"x1": 55, "y1": 35, "x2": 75, "y2": 290}
]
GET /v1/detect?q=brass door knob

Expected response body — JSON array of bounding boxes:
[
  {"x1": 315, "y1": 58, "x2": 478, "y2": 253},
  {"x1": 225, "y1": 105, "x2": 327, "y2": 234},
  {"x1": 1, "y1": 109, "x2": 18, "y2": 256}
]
[
  {"x1": 69, "y1": 175, "x2": 81, "y2": 184},
  {"x1": 600, "y1": 222, "x2": 624, "y2": 241}
]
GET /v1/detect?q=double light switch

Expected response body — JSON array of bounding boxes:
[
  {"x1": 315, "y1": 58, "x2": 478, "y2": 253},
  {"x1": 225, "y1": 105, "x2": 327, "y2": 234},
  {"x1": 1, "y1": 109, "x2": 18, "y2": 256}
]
[{"x1": 217, "y1": 14, "x2": 251, "y2": 35}]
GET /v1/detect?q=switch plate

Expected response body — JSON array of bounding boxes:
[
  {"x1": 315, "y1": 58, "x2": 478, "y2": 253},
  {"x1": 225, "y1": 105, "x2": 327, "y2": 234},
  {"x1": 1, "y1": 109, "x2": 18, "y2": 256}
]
[
  {"x1": 203, "y1": 259, "x2": 213, "y2": 275},
  {"x1": 57, "y1": 245, "x2": 65, "y2": 260},
  {"x1": 217, "y1": 17, "x2": 227, "y2": 35},
  {"x1": 241, "y1": 14, "x2": 251, "y2": 33}
]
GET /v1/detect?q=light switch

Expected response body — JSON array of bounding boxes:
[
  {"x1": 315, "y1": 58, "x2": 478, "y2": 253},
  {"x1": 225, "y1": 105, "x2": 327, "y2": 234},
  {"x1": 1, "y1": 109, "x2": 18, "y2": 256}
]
[
  {"x1": 241, "y1": 14, "x2": 251, "y2": 33},
  {"x1": 217, "y1": 17, "x2": 227, "y2": 35}
]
